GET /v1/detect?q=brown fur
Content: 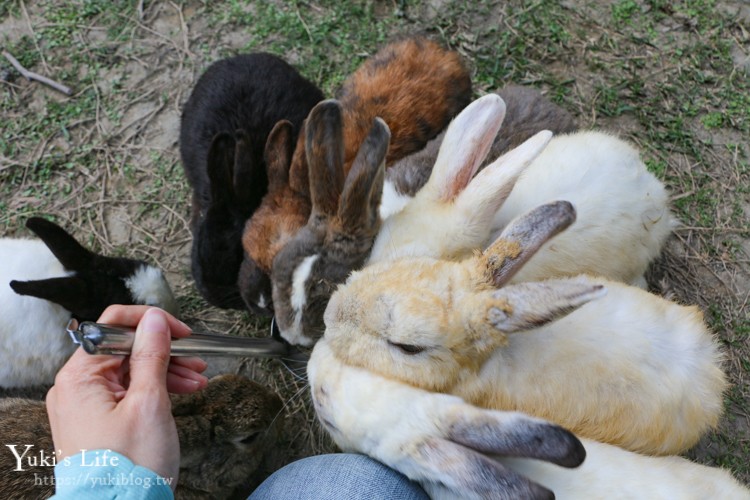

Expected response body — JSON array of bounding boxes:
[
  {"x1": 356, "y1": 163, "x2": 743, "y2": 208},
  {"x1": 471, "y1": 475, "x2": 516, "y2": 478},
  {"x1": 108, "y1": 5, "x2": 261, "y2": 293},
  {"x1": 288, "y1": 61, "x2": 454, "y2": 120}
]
[
  {"x1": 0, "y1": 375, "x2": 282, "y2": 499},
  {"x1": 240, "y1": 36, "x2": 471, "y2": 304}
]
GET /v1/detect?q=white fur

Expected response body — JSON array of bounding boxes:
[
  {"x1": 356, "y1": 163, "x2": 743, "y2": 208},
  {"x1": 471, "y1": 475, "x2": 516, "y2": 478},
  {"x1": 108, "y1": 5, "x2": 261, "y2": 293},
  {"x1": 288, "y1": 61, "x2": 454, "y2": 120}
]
[
  {"x1": 370, "y1": 126, "x2": 672, "y2": 287},
  {"x1": 125, "y1": 265, "x2": 179, "y2": 316},
  {"x1": 378, "y1": 179, "x2": 412, "y2": 219},
  {"x1": 308, "y1": 341, "x2": 749, "y2": 500},
  {"x1": 0, "y1": 239, "x2": 76, "y2": 387},
  {"x1": 283, "y1": 254, "x2": 320, "y2": 346},
  {"x1": 490, "y1": 131, "x2": 674, "y2": 287}
]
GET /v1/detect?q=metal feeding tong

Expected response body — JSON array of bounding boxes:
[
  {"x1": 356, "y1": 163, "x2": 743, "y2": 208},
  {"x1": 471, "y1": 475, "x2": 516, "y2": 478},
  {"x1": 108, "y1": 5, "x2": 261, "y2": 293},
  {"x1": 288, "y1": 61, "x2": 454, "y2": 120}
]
[{"x1": 65, "y1": 318, "x2": 295, "y2": 359}]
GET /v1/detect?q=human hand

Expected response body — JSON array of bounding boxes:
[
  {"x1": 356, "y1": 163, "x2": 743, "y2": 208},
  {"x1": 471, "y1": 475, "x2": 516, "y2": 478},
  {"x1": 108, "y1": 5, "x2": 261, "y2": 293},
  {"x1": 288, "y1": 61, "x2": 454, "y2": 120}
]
[{"x1": 46, "y1": 305, "x2": 209, "y2": 487}]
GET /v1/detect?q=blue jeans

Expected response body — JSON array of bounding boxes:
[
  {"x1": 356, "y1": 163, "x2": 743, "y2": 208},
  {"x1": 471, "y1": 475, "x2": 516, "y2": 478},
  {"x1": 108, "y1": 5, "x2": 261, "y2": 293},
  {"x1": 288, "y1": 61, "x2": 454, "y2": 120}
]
[{"x1": 249, "y1": 453, "x2": 429, "y2": 499}]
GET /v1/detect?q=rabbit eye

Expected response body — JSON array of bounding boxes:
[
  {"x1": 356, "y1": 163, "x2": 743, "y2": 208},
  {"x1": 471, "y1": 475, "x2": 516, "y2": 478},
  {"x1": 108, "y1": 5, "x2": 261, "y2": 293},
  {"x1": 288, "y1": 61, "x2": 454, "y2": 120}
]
[
  {"x1": 233, "y1": 431, "x2": 261, "y2": 447},
  {"x1": 388, "y1": 340, "x2": 425, "y2": 355}
]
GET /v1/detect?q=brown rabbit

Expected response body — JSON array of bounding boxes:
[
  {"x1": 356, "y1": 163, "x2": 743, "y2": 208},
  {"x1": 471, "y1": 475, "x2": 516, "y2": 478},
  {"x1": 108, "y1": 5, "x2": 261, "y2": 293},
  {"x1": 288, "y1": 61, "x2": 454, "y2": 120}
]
[
  {"x1": 0, "y1": 374, "x2": 283, "y2": 499},
  {"x1": 238, "y1": 36, "x2": 472, "y2": 315}
]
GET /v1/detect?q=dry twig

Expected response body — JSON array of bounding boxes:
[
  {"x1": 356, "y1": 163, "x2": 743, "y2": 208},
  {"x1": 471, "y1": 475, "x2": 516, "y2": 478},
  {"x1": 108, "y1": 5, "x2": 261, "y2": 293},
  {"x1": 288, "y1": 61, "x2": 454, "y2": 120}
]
[{"x1": 2, "y1": 51, "x2": 72, "y2": 95}]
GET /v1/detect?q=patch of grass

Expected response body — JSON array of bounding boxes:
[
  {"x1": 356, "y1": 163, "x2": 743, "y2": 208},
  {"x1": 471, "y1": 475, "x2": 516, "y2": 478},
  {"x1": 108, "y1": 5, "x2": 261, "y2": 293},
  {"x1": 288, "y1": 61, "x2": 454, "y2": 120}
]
[
  {"x1": 612, "y1": 0, "x2": 641, "y2": 24},
  {"x1": 210, "y1": 1, "x2": 403, "y2": 93}
]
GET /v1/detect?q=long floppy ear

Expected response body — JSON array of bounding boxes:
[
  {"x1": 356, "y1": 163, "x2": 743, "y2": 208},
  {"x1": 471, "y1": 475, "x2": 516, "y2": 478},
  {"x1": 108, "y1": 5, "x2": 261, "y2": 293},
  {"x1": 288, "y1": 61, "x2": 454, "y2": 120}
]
[
  {"x1": 306, "y1": 99, "x2": 345, "y2": 219},
  {"x1": 482, "y1": 201, "x2": 576, "y2": 286},
  {"x1": 338, "y1": 118, "x2": 390, "y2": 233},
  {"x1": 424, "y1": 94, "x2": 506, "y2": 202},
  {"x1": 26, "y1": 217, "x2": 93, "y2": 271},
  {"x1": 206, "y1": 132, "x2": 237, "y2": 204},
  {"x1": 263, "y1": 120, "x2": 295, "y2": 191},
  {"x1": 233, "y1": 128, "x2": 268, "y2": 212},
  {"x1": 10, "y1": 276, "x2": 90, "y2": 313},
  {"x1": 415, "y1": 407, "x2": 585, "y2": 499},
  {"x1": 483, "y1": 278, "x2": 606, "y2": 335}
]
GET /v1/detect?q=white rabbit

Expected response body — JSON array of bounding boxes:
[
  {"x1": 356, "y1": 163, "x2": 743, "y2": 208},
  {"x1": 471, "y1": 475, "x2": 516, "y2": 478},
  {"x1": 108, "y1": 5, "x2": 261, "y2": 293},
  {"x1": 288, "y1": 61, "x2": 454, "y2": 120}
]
[
  {"x1": 1, "y1": 217, "x2": 179, "y2": 388},
  {"x1": 308, "y1": 340, "x2": 749, "y2": 499},
  {"x1": 370, "y1": 93, "x2": 552, "y2": 263},
  {"x1": 325, "y1": 204, "x2": 726, "y2": 455},
  {"x1": 371, "y1": 95, "x2": 673, "y2": 289}
]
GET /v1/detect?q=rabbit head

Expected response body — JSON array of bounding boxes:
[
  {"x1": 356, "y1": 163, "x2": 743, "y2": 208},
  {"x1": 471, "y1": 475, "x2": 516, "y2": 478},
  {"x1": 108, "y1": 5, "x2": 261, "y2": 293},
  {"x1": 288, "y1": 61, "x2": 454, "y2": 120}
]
[
  {"x1": 271, "y1": 100, "x2": 389, "y2": 347},
  {"x1": 9, "y1": 217, "x2": 179, "y2": 320},
  {"x1": 370, "y1": 93, "x2": 553, "y2": 264},
  {"x1": 239, "y1": 37, "x2": 471, "y2": 315},
  {"x1": 325, "y1": 201, "x2": 604, "y2": 392},
  {"x1": 173, "y1": 374, "x2": 284, "y2": 497}
]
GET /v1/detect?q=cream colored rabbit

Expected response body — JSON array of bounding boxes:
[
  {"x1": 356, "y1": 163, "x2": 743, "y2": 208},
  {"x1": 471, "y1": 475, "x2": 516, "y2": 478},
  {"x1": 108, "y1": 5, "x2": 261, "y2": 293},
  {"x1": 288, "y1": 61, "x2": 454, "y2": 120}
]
[
  {"x1": 327, "y1": 203, "x2": 726, "y2": 455},
  {"x1": 308, "y1": 342, "x2": 748, "y2": 499}
]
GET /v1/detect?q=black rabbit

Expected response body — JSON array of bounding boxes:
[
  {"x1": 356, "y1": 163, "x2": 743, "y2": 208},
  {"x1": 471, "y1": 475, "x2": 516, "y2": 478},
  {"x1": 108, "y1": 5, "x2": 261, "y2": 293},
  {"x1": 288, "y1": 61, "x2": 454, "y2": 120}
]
[{"x1": 180, "y1": 53, "x2": 324, "y2": 309}]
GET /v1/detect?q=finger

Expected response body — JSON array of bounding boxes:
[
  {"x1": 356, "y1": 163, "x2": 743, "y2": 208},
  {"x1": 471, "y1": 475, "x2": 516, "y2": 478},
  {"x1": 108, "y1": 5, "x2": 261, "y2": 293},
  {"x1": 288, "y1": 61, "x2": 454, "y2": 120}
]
[
  {"x1": 98, "y1": 305, "x2": 192, "y2": 338},
  {"x1": 126, "y1": 308, "x2": 172, "y2": 394},
  {"x1": 55, "y1": 349, "x2": 124, "y2": 384},
  {"x1": 167, "y1": 362, "x2": 208, "y2": 386},
  {"x1": 166, "y1": 371, "x2": 208, "y2": 394},
  {"x1": 170, "y1": 356, "x2": 208, "y2": 373}
]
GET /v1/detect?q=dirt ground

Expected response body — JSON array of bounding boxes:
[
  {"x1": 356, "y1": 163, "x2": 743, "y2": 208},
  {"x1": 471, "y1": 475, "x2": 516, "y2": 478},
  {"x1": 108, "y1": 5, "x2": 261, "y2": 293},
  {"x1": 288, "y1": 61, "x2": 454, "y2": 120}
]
[{"x1": 1, "y1": 0, "x2": 749, "y2": 496}]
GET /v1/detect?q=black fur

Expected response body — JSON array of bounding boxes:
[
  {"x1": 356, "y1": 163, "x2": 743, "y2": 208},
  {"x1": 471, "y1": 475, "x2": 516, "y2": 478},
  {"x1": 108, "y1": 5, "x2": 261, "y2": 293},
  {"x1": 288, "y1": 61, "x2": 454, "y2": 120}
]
[
  {"x1": 9, "y1": 217, "x2": 157, "y2": 321},
  {"x1": 180, "y1": 53, "x2": 324, "y2": 310}
]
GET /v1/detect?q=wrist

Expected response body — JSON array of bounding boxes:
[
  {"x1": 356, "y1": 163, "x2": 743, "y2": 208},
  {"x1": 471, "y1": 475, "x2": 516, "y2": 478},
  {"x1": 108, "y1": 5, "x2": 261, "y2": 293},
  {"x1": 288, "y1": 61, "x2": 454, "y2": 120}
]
[{"x1": 54, "y1": 449, "x2": 175, "y2": 497}]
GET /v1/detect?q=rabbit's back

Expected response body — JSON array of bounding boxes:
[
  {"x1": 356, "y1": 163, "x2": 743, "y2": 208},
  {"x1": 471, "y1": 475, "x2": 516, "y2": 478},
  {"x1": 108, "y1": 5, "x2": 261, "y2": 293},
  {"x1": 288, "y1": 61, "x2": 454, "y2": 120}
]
[
  {"x1": 0, "y1": 239, "x2": 75, "y2": 388},
  {"x1": 335, "y1": 37, "x2": 472, "y2": 169},
  {"x1": 467, "y1": 276, "x2": 726, "y2": 455},
  {"x1": 180, "y1": 53, "x2": 324, "y2": 205},
  {"x1": 492, "y1": 131, "x2": 672, "y2": 286}
]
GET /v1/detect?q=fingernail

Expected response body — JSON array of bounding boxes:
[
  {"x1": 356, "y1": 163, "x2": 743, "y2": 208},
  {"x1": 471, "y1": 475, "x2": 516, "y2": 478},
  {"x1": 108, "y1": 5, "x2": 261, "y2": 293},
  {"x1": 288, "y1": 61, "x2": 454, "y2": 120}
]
[{"x1": 138, "y1": 308, "x2": 169, "y2": 335}]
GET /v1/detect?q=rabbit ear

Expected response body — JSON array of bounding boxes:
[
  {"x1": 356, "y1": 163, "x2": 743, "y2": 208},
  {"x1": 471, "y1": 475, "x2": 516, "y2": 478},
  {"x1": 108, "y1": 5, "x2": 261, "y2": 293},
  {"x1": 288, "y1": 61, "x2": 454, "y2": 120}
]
[
  {"x1": 483, "y1": 201, "x2": 576, "y2": 287},
  {"x1": 232, "y1": 128, "x2": 267, "y2": 207},
  {"x1": 263, "y1": 120, "x2": 295, "y2": 191},
  {"x1": 455, "y1": 130, "x2": 552, "y2": 220},
  {"x1": 483, "y1": 278, "x2": 606, "y2": 334},
  {"x1": 306, "y1": 99, "x2": 345, "y2": 218},
  {"x1": 26, "y1": 217, "x2": 93, "y2": 271},
  {"x1": 338, "y1": 118, "x2": 390, "y2": 233},
  {"x1": 445, "y1": 409, "x2": 585, "y2": 468},
  {"x1": 425, "y1": 94, "x2": 506, "y2": 202},
  {"x1": 418, "y1": 437, "x2": 555, "y2": 499},
  {"x1": 206, "y1": 133, "x2": 237, "y2": 203},
  {"x1": 416, "y1": 408, "x2": 585, "y2": 499},
  {"x1": 10, "y1": 276, "x2": 90, "y2": 314}
]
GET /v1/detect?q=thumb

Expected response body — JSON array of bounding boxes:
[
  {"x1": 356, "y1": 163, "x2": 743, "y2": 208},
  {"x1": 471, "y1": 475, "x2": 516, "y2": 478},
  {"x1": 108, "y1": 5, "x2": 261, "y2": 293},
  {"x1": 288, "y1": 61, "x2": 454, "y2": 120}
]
[{"x1": 128, "y1": 307, "x2": 171, "y2": 393}]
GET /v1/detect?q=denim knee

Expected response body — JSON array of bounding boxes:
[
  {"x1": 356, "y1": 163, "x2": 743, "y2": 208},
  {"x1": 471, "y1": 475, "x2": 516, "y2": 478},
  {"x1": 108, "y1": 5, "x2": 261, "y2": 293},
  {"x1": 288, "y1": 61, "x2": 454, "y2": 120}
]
[{"x1": 249, "y1": 453, "x2": 429, "y2": 500}]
